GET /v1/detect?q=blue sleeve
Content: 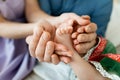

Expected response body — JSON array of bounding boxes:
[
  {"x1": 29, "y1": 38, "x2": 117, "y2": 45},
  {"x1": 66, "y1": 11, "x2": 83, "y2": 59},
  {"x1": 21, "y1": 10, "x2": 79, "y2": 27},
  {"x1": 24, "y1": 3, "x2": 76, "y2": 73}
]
[
  {"x1": 38, "y1": 0, "x2": 52, "y2": 14},
  {"x1": 38, "y1": 0, "x2": 113, "y2": 37},
  {"x1": 91, "y1": 0, "x2": 113, "y2": 37}
]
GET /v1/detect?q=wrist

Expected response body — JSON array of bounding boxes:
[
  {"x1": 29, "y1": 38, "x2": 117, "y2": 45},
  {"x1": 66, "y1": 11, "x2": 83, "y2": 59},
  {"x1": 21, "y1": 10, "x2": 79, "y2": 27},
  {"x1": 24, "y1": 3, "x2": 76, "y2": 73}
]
[
  {"x1": 46, "y1": 16, "x2": 60, "y2": 28},
  {"x1": 21, "y1": 23, "x2": 36, "y2": 36}
]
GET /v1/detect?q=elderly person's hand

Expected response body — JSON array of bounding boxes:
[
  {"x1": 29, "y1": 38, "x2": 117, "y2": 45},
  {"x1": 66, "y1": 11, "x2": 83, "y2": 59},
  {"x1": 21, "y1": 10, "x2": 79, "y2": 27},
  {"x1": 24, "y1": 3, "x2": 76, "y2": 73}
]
[{"x1": 72, "y1": 22, "x2": 97, "y2": 57}]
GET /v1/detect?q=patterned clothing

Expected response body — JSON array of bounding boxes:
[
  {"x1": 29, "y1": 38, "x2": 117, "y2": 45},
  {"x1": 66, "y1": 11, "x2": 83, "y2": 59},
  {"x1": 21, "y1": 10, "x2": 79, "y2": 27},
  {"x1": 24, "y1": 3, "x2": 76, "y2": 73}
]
[
  {"x1": 0, "y1": 0, "x2": 35, "y2": 80},
  {"x1": 100, "y1": 40, "x2": 120, "y2": 76},
  {"x1": 89, "y1": 37, "x2": 120, "y2": 79},
  {"x1": 33, "y1": 37, "x2": 120, "y2": 80}
]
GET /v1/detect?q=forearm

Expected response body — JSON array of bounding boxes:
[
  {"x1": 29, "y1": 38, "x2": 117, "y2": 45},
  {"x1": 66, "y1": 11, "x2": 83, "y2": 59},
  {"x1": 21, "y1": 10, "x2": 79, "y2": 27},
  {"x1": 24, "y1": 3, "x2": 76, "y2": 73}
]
[
  {"x1": 0, "y1": 22, "x2": 34, "y2": 39},
  {"x1": 25, "y1": 0, "x2": 54, "y2": 23},
  {"x1": 69, "y1": 53, "x2": 108, "y2": 80}
]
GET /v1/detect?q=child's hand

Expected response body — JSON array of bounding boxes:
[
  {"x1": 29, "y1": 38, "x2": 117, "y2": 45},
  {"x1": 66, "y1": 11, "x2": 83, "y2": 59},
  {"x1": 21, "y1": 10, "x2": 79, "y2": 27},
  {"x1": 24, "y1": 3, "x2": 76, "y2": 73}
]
[{"x1": 54, "y1": 43, "x2": 72, "y2": 64}]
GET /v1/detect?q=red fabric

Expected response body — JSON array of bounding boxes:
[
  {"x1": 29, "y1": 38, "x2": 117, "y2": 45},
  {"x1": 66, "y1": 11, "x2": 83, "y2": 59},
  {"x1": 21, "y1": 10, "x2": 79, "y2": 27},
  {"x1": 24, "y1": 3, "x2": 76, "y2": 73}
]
[
  {"x1": 89, "y1": 37, "x2": 107, "y2": 62},
  {"x1": 102, "y1": 54, "x2": 120, "y2": 62},
  {"x1": 89, "y1": 37, "x2": 120, "y2": 63}
]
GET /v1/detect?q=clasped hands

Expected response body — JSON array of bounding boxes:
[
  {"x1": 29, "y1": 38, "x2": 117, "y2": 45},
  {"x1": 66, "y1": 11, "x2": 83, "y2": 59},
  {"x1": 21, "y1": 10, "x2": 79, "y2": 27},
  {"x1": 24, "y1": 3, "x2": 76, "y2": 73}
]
[{"x1": 26, "y1": 13, "x2": 97, "y2": 64}]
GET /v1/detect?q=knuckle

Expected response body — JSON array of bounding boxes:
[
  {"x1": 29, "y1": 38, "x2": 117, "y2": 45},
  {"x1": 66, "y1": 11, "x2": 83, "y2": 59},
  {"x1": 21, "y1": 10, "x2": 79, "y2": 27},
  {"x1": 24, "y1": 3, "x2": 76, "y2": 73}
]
[
  {"x1": 47, "y1": 41, "x2": 54, "y2": 46},
  {"x1": 35, "y1": 25, "x2": 43, "y2": 32},
  {"x1": 46, "y1": 41, "x2": 54, "y2": 51},
  {"x1": 91, "y1": 33, "x2": 97, "y2": 40},
  {"x1": 75, "y1": 45, "x2": 83, "y2": 52},
  {"x1": 91, "y1": 23, "x2": 97, "y2": 30},
  {"x1": 41, "y1": 32, "x2": 51, "y2": 42},
  {"x1": 45, "y1": 32, "x2": 51, "y2": 39},
  {"x1": 77, "y1": 34, "x2": 86, "y2": 42},
  {"x1": 75, "y1": 44, "x2": 88, "y2": 53}
]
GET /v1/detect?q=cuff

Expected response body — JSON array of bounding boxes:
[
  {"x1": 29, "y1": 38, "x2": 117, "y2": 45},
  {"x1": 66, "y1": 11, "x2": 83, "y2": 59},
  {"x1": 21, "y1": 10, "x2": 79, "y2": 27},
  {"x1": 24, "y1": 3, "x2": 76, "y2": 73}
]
[
  {"x1": 90, "y1": 61, "x2": 120, "y2": 80},
  {"x1": 83, "y1": 36, "x2": 101, "y2": 61}
]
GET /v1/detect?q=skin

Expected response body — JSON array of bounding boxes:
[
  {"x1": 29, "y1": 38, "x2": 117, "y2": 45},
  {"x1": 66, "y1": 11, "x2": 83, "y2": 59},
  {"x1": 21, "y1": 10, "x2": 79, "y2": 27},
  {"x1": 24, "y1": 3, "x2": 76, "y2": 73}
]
[
  {"x1": 26, "y1": 19, "x2": 97, "y2": 64},
  {"x1": 25, "y1": 0, "x2": 97, "y2": 63},
  {"x1": 0, "y1": 14, "x2": 34, "y2": 39},
  {"x1": 26, "y1": 20, "x2": 71, "y2": 64},
  {"x1": 55, "y1": 23, "x2": 108, "y2": 80}
]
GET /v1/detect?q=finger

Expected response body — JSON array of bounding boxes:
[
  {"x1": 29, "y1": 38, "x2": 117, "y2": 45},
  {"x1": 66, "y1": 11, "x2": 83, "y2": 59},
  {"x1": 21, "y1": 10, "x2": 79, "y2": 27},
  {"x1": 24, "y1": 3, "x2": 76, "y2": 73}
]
[
  {"x1": 81, "y1": 15, "x2": 91, "y2": 20},
  {"x1": 36, "y1": 31, "x2": 51, "y2": 62},
  {"x1": 54, "y1": 43, "x2": 68, "y2": 52},
  {"x1": 26, "y1": 35, "x2": 32, "y2": 44},
  {"x1": 84, "y1": 23, "x2": 97, "y2": 33},
  {"x1": 29, "y1": 27, "x2": 43, "y2": 57},
  {"x1": 60, "y1": 56, "x2": 71, "y2": 64},
  {"x1": 55, "y1": 50, "x2": 73, "y2": 57},
  {"x1": 26, "y1": 35, "x2": 36, "y2": 57},
  {"x1": 77, "y1": 33, "x2": 97, "y2": 42},
  {"x1": 73, "y1": 39, "x2": 79, "y2": 45},
  {"x1": 44, "y1": 41, "x2": 54, "y2": 62},
  {"x1": 77, "y1": 26, "x2": 85, "y2": 33},
  {"x1": 37, "y1": 20, "x2": 55, "y2": 41},
  {"x1": 71, "y1": 32, "x2": 79, "y2": 39},
  {"x1": 70, "y1": 13, "x2": 90, "y2": 26},
  {"x1": 51, "y1": 54, "x2": 60, "y2": 65},
  {"x1": 74, "y1": 40, "x2": 96, "y2": 54}
]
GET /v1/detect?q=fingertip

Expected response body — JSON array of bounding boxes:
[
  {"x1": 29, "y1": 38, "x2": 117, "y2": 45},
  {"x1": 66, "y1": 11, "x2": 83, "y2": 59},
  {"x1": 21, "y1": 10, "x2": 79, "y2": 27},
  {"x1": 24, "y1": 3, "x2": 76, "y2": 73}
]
[
  {"x1": 71, "y1": 32, "x2": 78, "y2": 39},
  {"x1": 81, "y1": 15, "x2": 91, "y2": 20},
  {"x1": 60, "y1": 56, "x2": 71, "y2": 64},
  {"x1": 30, "y1": 53, "x2": 36, "y2": 58},
  {"x1": 25, "y1": 36, "x2": 31, "y2": 44},
  {"x1": 51, "y1": 54, "x2": 60, "y2": 65}
]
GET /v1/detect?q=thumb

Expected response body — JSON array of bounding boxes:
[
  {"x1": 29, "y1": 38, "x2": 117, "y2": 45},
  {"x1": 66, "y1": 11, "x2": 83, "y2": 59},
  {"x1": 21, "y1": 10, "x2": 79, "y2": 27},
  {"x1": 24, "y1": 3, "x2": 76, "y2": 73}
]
[{"x1": 25, "y1": 35, "x2": 33, "y2": 44}]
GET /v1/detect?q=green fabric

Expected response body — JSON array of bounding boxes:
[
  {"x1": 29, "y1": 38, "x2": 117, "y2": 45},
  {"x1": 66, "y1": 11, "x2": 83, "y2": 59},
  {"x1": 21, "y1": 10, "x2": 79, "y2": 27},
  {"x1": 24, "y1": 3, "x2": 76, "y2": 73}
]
[
  {"x1": 102, "y1": 40, "x2": 116, "y2": 54},
  {"x1": 100, "y1": 40, "x2": 120, "y2": 76}
]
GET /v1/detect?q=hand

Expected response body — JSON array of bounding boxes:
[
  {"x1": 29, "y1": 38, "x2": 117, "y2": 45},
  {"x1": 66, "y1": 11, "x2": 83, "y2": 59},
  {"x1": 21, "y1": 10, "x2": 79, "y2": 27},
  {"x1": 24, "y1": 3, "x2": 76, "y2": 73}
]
[
  {"x1": 47, "y1": 13, "x2": 90, "y2": 28},
  {"x1": 26, "y1": 20, "x2": 71, "y2": 64},
  {"x1": 71, "y1": 22, "x2": 97, "y2": 56},
  {"x1": 26, "y1": 20, "x2": 54, "y2": 61}
]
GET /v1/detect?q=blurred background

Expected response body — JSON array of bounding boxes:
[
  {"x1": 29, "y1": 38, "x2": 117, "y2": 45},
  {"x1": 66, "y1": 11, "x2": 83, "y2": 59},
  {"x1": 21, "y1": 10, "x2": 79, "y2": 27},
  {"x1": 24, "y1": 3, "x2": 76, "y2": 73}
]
[{"x1": 106, "y1": 0, "x2": 120, "y2": 52}]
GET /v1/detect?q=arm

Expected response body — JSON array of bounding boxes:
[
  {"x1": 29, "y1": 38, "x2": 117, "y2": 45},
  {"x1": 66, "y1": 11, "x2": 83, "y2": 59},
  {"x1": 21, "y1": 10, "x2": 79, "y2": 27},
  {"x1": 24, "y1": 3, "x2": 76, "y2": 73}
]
[
  {"x1": 69, "y1": 52, "x2": 110, "y2": 80},
  {"x1": 25, "y1": 0, "x2": 90, "y2": 26},
  {"x1": 83, "y1": 37, "x2": 120, "y2": 80},
  {"x1": 25, "y1": 0, "x2": 53, "y2": 23},
  {"x1": 54, "y1": 23, "x2": 109, "y2": 80},
  {"x1": 0, "y1": 14, "x2": 34, "y2": 39}
]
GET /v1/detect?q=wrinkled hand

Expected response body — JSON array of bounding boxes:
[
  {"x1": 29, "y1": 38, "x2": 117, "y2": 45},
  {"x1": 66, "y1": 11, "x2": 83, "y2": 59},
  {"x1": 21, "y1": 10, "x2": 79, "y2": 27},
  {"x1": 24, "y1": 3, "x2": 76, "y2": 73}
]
[
  {"x1": 71, "y1": 22, "x2": 97, "y2": 56},
  {"x1": 48, "y1": 13, "x2": 90, "y2": 28},
  {"x1": 26, "y1": 20, "x2": 71, "y2": 64}
]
